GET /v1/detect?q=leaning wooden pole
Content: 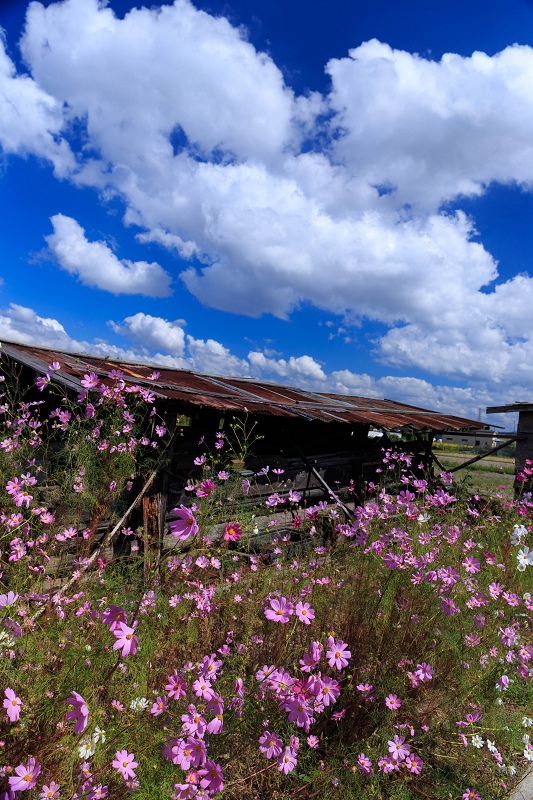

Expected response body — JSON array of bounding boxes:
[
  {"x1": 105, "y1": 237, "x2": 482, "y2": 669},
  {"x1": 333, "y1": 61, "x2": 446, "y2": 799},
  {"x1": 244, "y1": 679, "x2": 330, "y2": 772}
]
[{"x1": 31, "y1": 426, "x2": 178, "y2": 623}]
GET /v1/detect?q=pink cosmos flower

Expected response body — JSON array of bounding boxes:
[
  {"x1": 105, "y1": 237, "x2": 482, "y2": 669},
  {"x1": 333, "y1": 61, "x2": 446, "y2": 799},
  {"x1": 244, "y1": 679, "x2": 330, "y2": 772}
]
[
  {"x1": 165, "y1": 670, "x2": 187, "y2": 699},
  {"x1": 440, "y1": 597, "x2": 460, "y2": 615},
  {"x1": 265, "y1": 596, "x2": 294, "y2": 623},
  {"x1": 181, "y1": 706, "x2": 207, "y2": 738},
  {"x1": 198, "y1": 761, "x2": 224, "y2": 792},
  {"x1": 388, "y1": 735, "x2": 410, "y2": 761},
  {"x1": 170, "y1": 506, "x2": 199, "y2": 540},
  {"x1": 278, "y1": 746, "x2": 297, "y2": 774},
  {"x1": 462, "y1": 555, "x2": 480, "y2": 574},
  {"x1": 5, "y1": 617, "x2": 23, "y2": 637},
  {"x1": 112, "y1": 750, "x2": 138, "y2": 780},
  {"x1": 9, "y1": 757, "x2": 41, "y2": 791},
  {"x1": 88, "y1": 785, "x2": 107, "y2": 799},
  {"x1": 326, "y1": 637, "x2": 351, "y2": 669},
  {"x1": 224, "y1": 522, "x2": 243, "y2": 541},
  {"x1": 307, "y1": 735, "x2": 319, "y2": 748},
  {"x1": 40, "y1": 782, "x2": 61, "y2": 799},
  {"x1": 36, "y1": 375, "x2": 51, "y2": 391},
  {"x1": 4, "y1": 687, "x2": 22, "y2": 722},
  {"x1": 317, "y1": 675, "x2": 340, "y2": 707},
  {"x1": 295, "y1": 601, "x2": 315, "y2": 624},
  {"x1": 81, "y1": 372, "x2": 99, "y2": 389},
  {"x1": 358, "y1": 753, "x2": 373, "y2": 774},
  {"x1": 299, "y1": 651, "x2": 316, "y2": 672},
  {"x1": 415, "y1": 662, "x2": 434, "y2": 681},
  {"x1": 0, "y1": 591, "x2": 18, "y2": 609},
  {"x1": 196, "y1": 479, "x2": 215, "y2": 498},
  {"x1": 207, "y1": 713, "x2": 224, "y2": 734},
  {"x1": 192, "y1": 679, "x2": 214, "y2": 701},
  {"x1": 200, "y1": 653, "x2": 223, "y2": 679},
  {"x1": 259, "y1": 731, "x2": 283, "y2": 759},
  {"x1": 405, "y1": 754, "x2": 423, "y2": 774},
  {"x1": 151, "y1": 696, "x2": 168, "y2": 716},
  {"x1": 66, "y1": 691, "x2": 89, "y2": 733},
  {"x1": 463, "y1": 791, "x2": 481, "y2": 800},
  {"x1": 385, "y1": 694, "x2": 401, "y2": 710},
  {"x1": 286, "y1": 695, "x2": 313, "y2": 727},
  {"x1": 113, "y1": 622, "x2": 139, "y2": 657},
  {"x1": 497, "y1": 675, "x2": 509, "y2": 690}
]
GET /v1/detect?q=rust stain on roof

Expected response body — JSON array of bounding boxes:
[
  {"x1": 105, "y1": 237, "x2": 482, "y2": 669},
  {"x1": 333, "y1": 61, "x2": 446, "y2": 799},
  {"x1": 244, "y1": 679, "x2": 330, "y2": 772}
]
[{"x1": 1, "y1": 339, "x2": 485, "y2": 432}]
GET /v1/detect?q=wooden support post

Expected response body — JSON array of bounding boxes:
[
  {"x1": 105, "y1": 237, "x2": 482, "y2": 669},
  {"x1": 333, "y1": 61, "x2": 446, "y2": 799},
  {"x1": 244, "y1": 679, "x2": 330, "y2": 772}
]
[
  {"x1": 143, "y1": 413, "x2": 177, "y2": 584},
  {"x1": 516, "y1": 412, "x2": 533, "y2": 474}
]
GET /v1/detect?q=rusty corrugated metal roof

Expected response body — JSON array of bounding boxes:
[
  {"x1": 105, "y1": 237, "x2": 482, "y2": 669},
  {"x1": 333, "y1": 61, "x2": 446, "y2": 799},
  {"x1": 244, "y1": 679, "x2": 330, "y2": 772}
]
[{"x1": 0, "y1": 339, "x2": 485, "y2": 432}]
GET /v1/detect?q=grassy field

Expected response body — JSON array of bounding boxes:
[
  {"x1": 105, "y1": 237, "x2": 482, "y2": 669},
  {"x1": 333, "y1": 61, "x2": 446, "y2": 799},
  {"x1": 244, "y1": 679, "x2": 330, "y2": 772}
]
[{"x1": 434, "y1": 451, "x2": 516, "y2": 500}]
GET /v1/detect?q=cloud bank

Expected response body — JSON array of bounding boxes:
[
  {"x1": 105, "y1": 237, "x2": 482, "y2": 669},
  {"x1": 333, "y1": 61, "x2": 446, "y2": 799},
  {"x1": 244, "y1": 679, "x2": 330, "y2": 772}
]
[{"x1": 0, "y1": 0, "x2": 533, "y2": 408}]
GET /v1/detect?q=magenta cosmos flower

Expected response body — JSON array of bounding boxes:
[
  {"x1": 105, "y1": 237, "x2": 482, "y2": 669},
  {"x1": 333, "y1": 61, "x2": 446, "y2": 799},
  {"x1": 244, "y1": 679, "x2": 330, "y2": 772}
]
[
  {"x1": 265, "y1": 596, "x2": 294, "y2": 623},
  {"x1": 66, "y1": 691, "x2": 89, "y2": 733},
  {"x1": 259, "y1": 731, "x2": 283, "y2": 759},
  {"x1": 196, "y1": 479, "x2": 215, "y2": 498},
  {"x1": 224, "y1": 522, "x2": 242, "y2": 541},
  {"x1": 170, "y1": 505, "x2": 199, "y2": 540},
  {"x1": 4, "y1": 687, "x2": 22, "y2": 722},
  {"x1": 198, "y1": 761, "x2": 224, "y2": 793},
  {"x1": 112, "y1": 750, "x2": 138, "y2": 780},
  {"x1": 326, "y1": 638, "x2": 351, "y2": 669},
  {"x1": 113, "y1": 622, "x2": 139, "y2": 657},
  {"x1": 102, "y1": 604, "x2": 127, "y2": 631},
  {"x1": 9, "y1": 757, "x2": 41, "y2": 791}
]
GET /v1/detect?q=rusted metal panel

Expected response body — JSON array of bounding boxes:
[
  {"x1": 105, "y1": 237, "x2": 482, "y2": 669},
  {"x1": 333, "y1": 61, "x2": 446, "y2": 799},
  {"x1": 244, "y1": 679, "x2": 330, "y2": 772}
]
[{"x1": 0, "y1": 338, "x2": 485, "y2": 433}]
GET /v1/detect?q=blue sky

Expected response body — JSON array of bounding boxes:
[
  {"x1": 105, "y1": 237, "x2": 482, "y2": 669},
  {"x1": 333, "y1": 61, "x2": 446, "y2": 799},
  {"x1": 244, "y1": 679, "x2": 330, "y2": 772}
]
[{"x1": 1, "y1": 0, "x2": 533, "y2": 427}]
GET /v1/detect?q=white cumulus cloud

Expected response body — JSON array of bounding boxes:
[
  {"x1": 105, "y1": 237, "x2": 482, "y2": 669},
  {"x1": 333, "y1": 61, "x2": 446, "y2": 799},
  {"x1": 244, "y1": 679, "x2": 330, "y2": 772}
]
[{"x1": 45, "y1": 214, "x2": 173, "y2": 297}]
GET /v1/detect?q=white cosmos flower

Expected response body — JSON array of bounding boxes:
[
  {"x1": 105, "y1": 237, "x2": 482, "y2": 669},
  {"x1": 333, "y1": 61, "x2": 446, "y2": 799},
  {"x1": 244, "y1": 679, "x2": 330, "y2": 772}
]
[
  {"x1": 130, "y1": 697, "x2": 149, "y2": 712},
  {"x1": 78, "y1": 735, "x2": 96, "y2": 760},
  {"x1": 512, "y1": 525, "x2": 528, "y2": 545},
  {"x1": 92, "y1": 725, "x2": 106, "y2": 744},
  {"x1": 524, "y1": 744, "x2": 533, "y2": 762}
]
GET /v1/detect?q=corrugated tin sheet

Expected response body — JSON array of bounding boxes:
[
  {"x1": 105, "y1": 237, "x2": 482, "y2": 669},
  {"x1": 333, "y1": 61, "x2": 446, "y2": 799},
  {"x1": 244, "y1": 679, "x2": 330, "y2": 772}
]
[{"x1": 1, "y1": 339, "x2": 485, "y2": 432}]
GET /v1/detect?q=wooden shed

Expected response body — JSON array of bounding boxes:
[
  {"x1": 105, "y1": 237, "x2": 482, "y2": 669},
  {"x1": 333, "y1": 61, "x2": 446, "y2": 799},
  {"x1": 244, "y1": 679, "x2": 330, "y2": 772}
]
[{"x1": 1, "y1": 338, "x2": 487, "y2": 562}]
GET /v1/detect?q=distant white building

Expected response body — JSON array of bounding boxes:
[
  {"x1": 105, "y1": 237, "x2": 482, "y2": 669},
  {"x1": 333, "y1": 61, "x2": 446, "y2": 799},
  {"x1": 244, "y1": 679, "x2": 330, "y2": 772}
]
[{"x1": 441, "y1": 429, "x2": 507, "y2": 448}]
